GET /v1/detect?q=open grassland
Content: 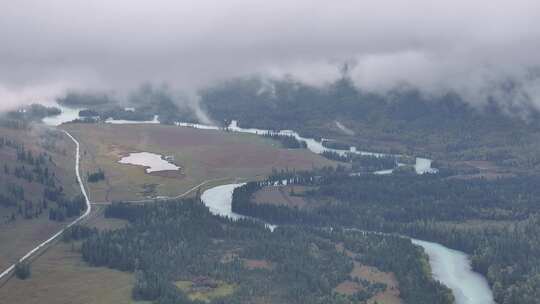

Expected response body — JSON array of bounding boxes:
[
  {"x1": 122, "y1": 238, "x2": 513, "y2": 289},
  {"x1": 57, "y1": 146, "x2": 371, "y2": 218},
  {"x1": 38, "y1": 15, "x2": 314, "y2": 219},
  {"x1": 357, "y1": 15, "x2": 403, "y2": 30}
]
[
  {"x1": 253, "y1": 185, "x2": 316, "y2": 209},
  {"x1": 0, "y1": 242, "x2": 137, "y2": 304},
  {"x1": 0, "y1": 211, "x2": 64, "y2": 271},
  {"x1": 62, "y1": 123, "x2": 336, "y2": 202},
  {"x1": 0, "y1": 207, "x2": 136, "y2": 304}
]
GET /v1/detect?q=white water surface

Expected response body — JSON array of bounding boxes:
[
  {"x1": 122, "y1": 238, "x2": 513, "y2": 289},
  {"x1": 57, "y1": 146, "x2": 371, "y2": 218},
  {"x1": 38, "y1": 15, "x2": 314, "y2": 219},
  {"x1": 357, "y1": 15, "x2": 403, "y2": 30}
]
[
  {"x1": 42, "y1": 103, "x2": 85, "y2": 126},
  {"x1": 41, "y1": 102, "x2": 160, "y2": 126},
  {"x1": 174, "y1": 121, "x2": 221, "y2": 130},
  {"x1": 207, "y1": 120, "x2": 437, "y2": 174},
  {"x1": 335, "y1": 121, "x2": 355, "y2": 135},
  {"x1": 105, "y1": 115, "x2": 160, "y2": 124},
  {"x1": 200, "y1": 183, "x2": 246, "y2": 220},
  {"x1": 412, "y1": 239, "x2": 495, "y2": 304},
  {"x1": 200, "y1": 183, "x2": 277, "y2": 231},
  {"x1": 118, "y1": 152, "x2": 180, "y2": 173}
]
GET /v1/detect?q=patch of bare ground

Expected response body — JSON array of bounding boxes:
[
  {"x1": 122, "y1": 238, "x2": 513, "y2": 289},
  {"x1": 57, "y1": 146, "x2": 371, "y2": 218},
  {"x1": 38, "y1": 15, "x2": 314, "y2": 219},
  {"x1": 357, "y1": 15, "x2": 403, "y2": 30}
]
[
  {"x1": 253, "y1": 186, "x2": 319, "y2": 209},
  {"x1": 0, "y1": 242, "x2": 135, "y2": 304},
  {"x1": 0, "y1": 211, "x2": 65, "y2": 271},
  {"x1": 335, "y1": 242, "x2": 356, "y2": 258},
  {"x1": 243, "y1": 259, "x2": 273, "y2": 270},
  {"x1": 353, "y1": 264, "x2": 401, "y2": 304},
  {"x1": 334, "y1": 242, "x2": 402, "y2": 304},
  {"x1": 334, "y1": 280, "x2": 363, "y2": 295}
]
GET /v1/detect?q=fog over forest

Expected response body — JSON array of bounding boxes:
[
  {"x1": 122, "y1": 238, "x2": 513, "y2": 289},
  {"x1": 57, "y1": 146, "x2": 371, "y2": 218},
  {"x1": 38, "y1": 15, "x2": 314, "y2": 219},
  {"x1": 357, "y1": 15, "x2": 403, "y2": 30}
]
[{"x1": 1, "y1": 0, "x2": 540, "y2": 112}]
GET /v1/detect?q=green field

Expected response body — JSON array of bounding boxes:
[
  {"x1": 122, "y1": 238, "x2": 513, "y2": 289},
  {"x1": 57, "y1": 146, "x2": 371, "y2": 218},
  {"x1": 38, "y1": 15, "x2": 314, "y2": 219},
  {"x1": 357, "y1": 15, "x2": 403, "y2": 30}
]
[
  {"x1": 62, "y1": 123, "x2": 337, "y2": 202},
  {"x1": 175, "y1": 280, "x2": 236, "y2": 302},
  {"x1": 0, "y1": 241, "x2": 136, "y2": 304}
]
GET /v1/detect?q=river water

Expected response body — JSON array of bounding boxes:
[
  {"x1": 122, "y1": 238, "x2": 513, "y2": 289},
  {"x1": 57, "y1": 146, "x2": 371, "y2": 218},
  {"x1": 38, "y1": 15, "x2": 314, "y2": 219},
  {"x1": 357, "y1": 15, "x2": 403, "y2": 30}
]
[
  {"x1": 42, "y1": 104, "x2": 83, "y2": 126},
  {"x1": 201, "y1": 183, "x2": 495, "y2": 304},
  {"x1": 411, "y1": 239, "x2": 495, "y2": 304},
  {"x1": 42, "y1": 105, "x2": 435, "y2": 174},
  {"x1": 43, "y1": 103, "x2": 494, "y2": 303},
  {"x1": 186, "y1": 120, "x2": 437, "y2": 175},
  {"x1": 42, "y1": 103, "x2": 160, "y2": 126}
]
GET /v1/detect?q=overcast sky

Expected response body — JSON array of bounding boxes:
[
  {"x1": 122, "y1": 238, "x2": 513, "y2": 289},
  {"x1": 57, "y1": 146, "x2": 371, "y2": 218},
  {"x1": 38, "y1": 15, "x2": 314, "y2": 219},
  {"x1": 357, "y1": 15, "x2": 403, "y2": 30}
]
[{"x1": 1, "y1": 0, "x2": 540, "y2": 111}]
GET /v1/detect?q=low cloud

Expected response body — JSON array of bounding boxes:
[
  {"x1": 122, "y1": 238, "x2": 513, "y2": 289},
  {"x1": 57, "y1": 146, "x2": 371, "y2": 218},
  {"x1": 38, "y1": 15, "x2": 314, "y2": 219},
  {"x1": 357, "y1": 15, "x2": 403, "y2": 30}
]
[{"x1": 1, "y1": 0, "x2": 540, "y2": 111}]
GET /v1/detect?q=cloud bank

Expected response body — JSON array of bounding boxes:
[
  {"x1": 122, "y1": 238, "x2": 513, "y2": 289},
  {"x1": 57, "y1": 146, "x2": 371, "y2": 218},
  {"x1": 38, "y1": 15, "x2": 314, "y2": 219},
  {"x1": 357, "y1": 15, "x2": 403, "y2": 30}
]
[{"x1": 1, "y1": 0, "x2": 540, "y2": 111}]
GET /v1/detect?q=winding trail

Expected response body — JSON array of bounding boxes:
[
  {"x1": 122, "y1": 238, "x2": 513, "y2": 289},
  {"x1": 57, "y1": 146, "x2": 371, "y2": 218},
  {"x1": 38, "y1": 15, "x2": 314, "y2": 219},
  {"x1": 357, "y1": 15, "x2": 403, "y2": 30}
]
[{"x1": 0, "y1": 131, "x2": 236, "y2": 283}]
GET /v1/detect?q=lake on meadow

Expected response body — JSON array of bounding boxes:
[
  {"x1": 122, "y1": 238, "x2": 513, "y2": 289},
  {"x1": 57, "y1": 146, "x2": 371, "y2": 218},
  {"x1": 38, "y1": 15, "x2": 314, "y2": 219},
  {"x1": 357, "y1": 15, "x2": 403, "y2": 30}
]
[{"x1": 118, "y1": 152, "x2": 180, "y2": 173}]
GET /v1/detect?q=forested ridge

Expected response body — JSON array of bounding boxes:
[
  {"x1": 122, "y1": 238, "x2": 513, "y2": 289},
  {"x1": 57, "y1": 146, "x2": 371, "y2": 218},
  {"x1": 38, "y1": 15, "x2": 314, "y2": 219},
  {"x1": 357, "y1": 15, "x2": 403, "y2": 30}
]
[
  {"x1": 46, "y1": 77, "x2": 540, "y2": 173},
  {"x1": 200, "y1": 76, "x2": 540, "y2": 172},
  {"x1": 231, "y1": 168, "x2": 540, "y2": 304},
  {"x1": 57, "y1": 85, "x2": 199, "y2": 124}
]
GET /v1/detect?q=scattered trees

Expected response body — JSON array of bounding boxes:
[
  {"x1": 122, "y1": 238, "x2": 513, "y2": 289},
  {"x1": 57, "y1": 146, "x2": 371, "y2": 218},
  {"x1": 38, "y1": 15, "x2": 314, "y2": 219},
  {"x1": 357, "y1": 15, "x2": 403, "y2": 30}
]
[
  {"x1": 87, "y1": 169, "x2": 105, "y2": 183},
  {"x1": 14, "y1": 262, "x2": 31, "y2": 280}
]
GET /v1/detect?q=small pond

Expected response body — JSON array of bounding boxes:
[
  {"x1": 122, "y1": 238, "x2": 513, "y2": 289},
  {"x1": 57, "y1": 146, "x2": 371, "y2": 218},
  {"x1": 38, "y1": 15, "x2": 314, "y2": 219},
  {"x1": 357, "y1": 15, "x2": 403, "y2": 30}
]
[{"x1": 118, "y1": 152, "x2": 180, "y2": 173}]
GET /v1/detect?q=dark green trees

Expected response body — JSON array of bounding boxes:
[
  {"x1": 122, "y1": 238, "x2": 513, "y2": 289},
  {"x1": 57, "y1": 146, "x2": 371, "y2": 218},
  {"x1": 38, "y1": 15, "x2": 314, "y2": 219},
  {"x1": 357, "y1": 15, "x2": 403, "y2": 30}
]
[{"x1": 14, "y1": 262, "x2": 31, "y2": 280}]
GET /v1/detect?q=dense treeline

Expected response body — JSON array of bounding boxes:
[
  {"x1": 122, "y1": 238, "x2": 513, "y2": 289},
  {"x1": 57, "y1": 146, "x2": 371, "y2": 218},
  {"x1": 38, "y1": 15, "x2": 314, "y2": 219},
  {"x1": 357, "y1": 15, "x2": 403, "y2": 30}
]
[
  {"x1": 6, "y1": 104, "x2": 61, "y2": 122},
  {"x1": 321, "y1": 151, "x2": 399, "y2": 173},
  {"x1": 321, "y1": 151, "x2": 349, "y2": 162},
  {"x1": 48, "y1": 195, "x2": 85, "y2": 221},
  {"x1": 199, "y1": 76, "x2": 540, "y2": 171},
  {"x1": 321, "y1": 141, "x2": 351, "y2": 150},
  {"x1": 236, "y1": 170, "x2": 540, "y2": 224},
  {"x1": 57, "y1": 84, "x2": 200, "y2": 124},
  {"x1": 14, "y1": 262, "x2": 31, "y2": 280},
  {"x1": 62, "y1": 225, "x2": 97, "y2": 242},
  {"x1": 87, "y1": 169, "x2": 105, "y2": 183},
  {"x1": 230, "y1": 169, "x2": 540, "y2": 304},
  {"x1": 58, "y1": 92, "x2": 113, "y2": 107},
  {"x1": 351, "y1": 155, "x2": 397, "y2": 172},
  {"x1": 262, "y1": 133, "x2": 307, "y2": 149},
  {"x1": 76, "y1": 199, "x2": 452, "y2": 304}
]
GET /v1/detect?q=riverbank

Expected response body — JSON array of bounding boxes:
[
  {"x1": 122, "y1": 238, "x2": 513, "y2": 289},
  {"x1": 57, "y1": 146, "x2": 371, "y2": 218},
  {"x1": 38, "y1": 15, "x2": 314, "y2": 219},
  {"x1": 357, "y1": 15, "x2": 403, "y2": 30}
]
[{"x1": 201, "y1": 183, "x2": 495, "y2": 304}]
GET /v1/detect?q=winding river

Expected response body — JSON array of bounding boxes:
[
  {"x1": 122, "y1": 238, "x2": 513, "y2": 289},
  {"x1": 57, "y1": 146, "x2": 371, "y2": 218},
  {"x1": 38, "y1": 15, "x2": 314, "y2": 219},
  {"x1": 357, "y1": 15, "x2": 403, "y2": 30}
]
[
  {"x1": 39, "y1": 104, "x2": 494, "y2": 303},
  {"x1": 201, "y1": 184, "x2": 495, "y2": 304},
  {"x1": 43, "y1": 105, "x2": 435, "y2": 174},
  {"x1": 225, "y1": 120, "x2": 437, "y2": 175}
]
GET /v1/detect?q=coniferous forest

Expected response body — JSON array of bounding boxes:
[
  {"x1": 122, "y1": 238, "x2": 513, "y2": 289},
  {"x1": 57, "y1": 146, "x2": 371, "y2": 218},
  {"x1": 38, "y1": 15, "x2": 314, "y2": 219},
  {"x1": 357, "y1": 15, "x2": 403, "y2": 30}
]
[
  {"x1": 73, "y1": 199, "x2": 453, "y2": 304},
  {"x1": 231, "y1": 168, "x2": 540, "y2": 304}
]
